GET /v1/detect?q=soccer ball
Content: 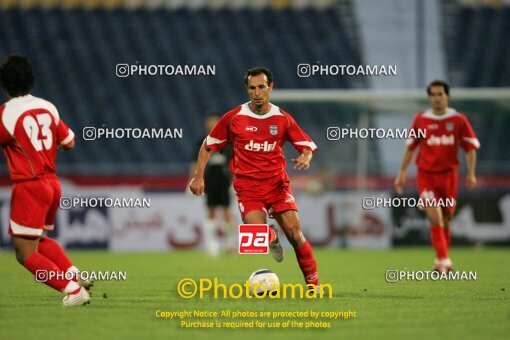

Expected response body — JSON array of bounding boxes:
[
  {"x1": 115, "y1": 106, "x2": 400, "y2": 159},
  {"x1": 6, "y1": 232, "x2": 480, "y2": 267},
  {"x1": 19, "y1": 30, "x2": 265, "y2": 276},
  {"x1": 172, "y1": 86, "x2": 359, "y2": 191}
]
[{"x1": 248, "y1": 269, "x2": 280, "y2": 296}]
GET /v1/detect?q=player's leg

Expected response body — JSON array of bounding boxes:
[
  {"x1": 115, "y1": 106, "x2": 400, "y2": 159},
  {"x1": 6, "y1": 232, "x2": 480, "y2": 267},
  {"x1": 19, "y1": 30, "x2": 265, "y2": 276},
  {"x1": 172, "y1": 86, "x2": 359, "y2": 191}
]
[
  {"x1": 39, "y1": 177, "x2": 77, "y2": 274},
  {"x1": 242, "y1": 209, "x2": 283, "y2": 261},
  {"x1": 12, "y1": 234, "x2": 38, "y2": 265},
  {"x1": 235, "y1": 179, "x2": 282, "y2": 259},
  {"x1": 10, "y1": 178, "x2": 89, "y2": 305},
  {"x1": 273, "y1": 210, "x2": 319, "y2": 286},
  {"x1": 218, "y1": 180, "x2": 234, "y2": 254},
  {"x1": 11, "y1": 235, "x2": 79, "y2": 293},
  {"x1": 273, "y1": 210, "x2": 305, "y2": 247},
  {"x1": 203, "y1": 177, "x2": 222, "y2": 257},
  {"x1": 418, "y1": 171, "x2": 451, "y2": 272},
  {"x1": 423, "y1": 206, "x2": 451, "y2": 272},
  {"x1": 38, "y1": 237, "x2": 93, "y2": 290},
  {"x1": 38, "y1": 237, "x2": 74, "y2": 274},
  {"x1": 441, "y1": 170, "x2": 458, "y2": 252},
  {"x1": 439, "y1": 210, "x2": 454, "y2": 272},
  {"x1": 243, "y1": 210, "x2": 266, "y2": 224},
  {"x1": 11, "y1": 219, "x2": 89, "y2": 306},
  {"x1": 39, "y1": 176, "x2": 92, "y2": 289},
  {"x1": 45, "y1": 177, "x2": 91, "y2": 306},
  {"x1": 443, "y1": 211, "x2": 453, "y2": 249},
  {"x1": 264, "y1": 178, "x2": 297, "y2": 263},
  {"x1": 221, "y1": 206, "x2": 235, "y2": 254},
  {"x1": 203, "y1": 205, "x2": 220, "y2": 257}
]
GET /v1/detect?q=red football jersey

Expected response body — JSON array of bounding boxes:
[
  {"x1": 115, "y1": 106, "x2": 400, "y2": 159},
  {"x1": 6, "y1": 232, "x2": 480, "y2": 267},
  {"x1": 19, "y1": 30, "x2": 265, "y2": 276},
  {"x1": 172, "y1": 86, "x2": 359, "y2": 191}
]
[
  {"x1": 206, "y1": 102, "x2": 317, "y2": 180},
  {"x1": 0, "y1": 95, "x2": 75, "y2": 181},
  {"x1": 406, "y1": 108, "x2": 480, "y2": 172}
]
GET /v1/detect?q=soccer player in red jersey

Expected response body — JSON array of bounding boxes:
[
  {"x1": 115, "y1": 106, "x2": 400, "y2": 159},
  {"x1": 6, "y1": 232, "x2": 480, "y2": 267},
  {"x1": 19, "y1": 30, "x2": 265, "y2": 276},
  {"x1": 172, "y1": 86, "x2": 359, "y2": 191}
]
[
  {"x1": 395, "y1": 80, "x2": 480, "y2": 272},
  {"x1": 189, "y1": 66, "x2": 320, "y2": 287},
  {"x1": 0, "y1": 54, "x2": 91, "y2": 306}
]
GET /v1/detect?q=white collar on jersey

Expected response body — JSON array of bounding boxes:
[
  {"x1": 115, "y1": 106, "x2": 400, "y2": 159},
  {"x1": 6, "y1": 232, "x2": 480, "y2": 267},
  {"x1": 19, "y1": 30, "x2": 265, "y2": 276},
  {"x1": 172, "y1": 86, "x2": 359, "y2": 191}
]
[
  {"x1": 237, "y1": 102, "x2": 284, "y2": 119},
  {"x1": 422, "y1": 108, "x2": 459, "y2": 120},
  {"x1": 7, "y1": 94, "x2": 33, "y2": 103}
]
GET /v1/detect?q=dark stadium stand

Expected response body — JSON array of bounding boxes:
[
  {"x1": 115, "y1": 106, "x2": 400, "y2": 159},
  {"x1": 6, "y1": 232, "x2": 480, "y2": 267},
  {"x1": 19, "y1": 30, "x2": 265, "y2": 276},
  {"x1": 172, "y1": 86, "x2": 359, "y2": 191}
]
[
  {"x1": 444, "y1": 4, "x2": 510, "y2": 88},
  {"x1": 0, "y1": 4, "x2": 507, "y2": 180},
  {"x1": 441, "y1": 3, "x2": 510, "y2": 175},
  {"x1": 0, "y1": 8, "x2": 363, "y2": 175}
]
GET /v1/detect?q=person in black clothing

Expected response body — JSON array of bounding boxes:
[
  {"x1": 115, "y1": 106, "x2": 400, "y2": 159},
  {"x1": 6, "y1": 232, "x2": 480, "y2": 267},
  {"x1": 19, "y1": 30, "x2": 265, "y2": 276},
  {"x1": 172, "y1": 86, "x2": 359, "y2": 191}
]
[{"x1": 189, "y1": 113, "x2": 234, "y2": 256}]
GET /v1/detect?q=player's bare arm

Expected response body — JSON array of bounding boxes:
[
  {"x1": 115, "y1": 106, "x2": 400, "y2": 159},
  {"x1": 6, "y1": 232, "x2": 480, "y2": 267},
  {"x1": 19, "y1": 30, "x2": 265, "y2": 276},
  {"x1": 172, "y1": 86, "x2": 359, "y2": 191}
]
[
  {"x1": 187, "y1": 161, "x2": 198, "y2": 195},
  {"x1": 291, "y1": 149, "x2": 313, "y2": 170},
  {"x1": 395, "y1": 148, "x2": 416, "y2": 195},
  {"x1": 189, "y1": 140, "x2": 213, "y2": 195},
  {"x1": 465, "y1": 149, "x2": 477, "y2": 189},
  {"x1": 188, "y1": 161, "x2": 197, "y2": 182},
  {"x1": 58, "y1": 140, "x2": 75, "y2": 151}
]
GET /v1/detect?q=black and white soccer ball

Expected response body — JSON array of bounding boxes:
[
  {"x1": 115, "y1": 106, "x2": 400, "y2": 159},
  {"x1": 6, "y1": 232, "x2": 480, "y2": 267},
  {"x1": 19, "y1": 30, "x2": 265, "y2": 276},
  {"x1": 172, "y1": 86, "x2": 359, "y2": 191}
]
[{"x1": 248, "y1": 269, "x2": 280, "y2": 296}]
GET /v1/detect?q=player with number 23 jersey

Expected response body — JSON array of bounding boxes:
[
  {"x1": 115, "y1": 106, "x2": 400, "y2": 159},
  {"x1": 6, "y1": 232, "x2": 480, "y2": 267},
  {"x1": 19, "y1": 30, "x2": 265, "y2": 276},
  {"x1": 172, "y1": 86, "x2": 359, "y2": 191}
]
[{"x1": 0, "y1": 94, "x2": 75, "y2": 236}]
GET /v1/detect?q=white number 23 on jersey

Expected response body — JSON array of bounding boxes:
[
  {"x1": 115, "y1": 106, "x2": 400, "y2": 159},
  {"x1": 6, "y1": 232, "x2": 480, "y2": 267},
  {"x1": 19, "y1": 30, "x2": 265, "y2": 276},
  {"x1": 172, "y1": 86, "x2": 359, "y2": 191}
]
[{"x1": 23, "y1": 113, "x2": 53, "y2": 151}]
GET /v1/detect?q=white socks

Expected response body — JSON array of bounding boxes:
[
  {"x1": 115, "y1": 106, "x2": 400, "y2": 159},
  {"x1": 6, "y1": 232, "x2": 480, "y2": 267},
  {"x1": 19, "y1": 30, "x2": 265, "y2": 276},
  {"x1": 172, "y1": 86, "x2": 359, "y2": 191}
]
[{"x1": 203, "y1": 219, "x2": 220, "y2": 257}]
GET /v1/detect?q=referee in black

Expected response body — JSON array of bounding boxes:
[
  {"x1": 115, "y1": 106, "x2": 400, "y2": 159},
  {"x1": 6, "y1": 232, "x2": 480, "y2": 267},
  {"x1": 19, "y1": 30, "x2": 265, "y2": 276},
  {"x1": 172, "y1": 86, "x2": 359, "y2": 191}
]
[{"x1": 189, "y1": 113, "x2": 234, "y2": 256}]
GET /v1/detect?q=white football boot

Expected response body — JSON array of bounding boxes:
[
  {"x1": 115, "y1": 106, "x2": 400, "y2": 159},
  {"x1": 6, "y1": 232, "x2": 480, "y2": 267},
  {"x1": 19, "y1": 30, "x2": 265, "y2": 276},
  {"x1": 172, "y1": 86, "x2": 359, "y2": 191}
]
[
  {"x1": 62, "y1": 287, "x2": 91, "y2": 307},
  {"x1": 77, "y1": 275, "x2": 94, "y2": 291},
  {"x1": 434, "y1": 258, "x2": 453, "y2": 273},
  {"x1": 66, "y1": 266, "x2": 94, "y2": 291},
  {"x1": 268, "y1": 224, "x2": 284, "y2": 262}
]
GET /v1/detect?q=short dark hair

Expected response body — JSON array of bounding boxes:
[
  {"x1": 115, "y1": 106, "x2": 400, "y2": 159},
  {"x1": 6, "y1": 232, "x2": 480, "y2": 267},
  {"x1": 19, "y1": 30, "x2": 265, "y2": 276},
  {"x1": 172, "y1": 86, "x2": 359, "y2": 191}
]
[
  {"x1": 0, "y1": 54, "x2": 34, "y2": 97},
  {"x1": 427, "y1": 80, "x2": 449, "y2": 96},
  {"x1": 244, "y1": 66, "x2": 273, "y2": 86}
]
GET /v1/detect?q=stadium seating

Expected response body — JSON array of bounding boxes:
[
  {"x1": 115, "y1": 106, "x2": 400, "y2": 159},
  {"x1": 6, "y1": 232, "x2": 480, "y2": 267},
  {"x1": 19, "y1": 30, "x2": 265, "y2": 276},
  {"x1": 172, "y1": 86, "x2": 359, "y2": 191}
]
[
  {"x1": 442, "y1": 3, "x2": 510, "y2": 174},
  {"x1": 445, "y1": 4, "x2": 510, "y2": 88},
  {"x1": 0, "y1": 4, "x2": 507, "y2": 177},
  {"x1": 0, "y1": 7, "x2": 362, "y2": 175}
]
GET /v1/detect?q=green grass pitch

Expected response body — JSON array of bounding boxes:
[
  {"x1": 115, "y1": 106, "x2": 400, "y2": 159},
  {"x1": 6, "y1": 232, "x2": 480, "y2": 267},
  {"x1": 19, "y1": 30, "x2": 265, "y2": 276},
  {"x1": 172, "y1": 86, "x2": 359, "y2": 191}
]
[{"x1": 0, "y1": 247, "x2": 508, "y2": 340}]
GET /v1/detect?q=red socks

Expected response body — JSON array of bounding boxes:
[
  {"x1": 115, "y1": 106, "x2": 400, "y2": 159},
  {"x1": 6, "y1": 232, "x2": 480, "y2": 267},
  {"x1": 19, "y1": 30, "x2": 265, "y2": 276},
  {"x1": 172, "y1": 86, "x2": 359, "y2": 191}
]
[
  {"x1": 294, "y1": 240, "x2": 319, "y2": 286},
  {"x1": 269, "y1": 228, "x2": 277, "y2": 244},
  {"x1": 38, "y1": 237, "x2": 73, "y2": 272},
  {"x1": 430, "y1": 226, "x2": 449, "y2": 260},
  {"x1": 24, "y1": 252, "x2": 79, "y2": 293},
  {"x1": 23, "y1": 237, "x2": 79, "y2": 293}
]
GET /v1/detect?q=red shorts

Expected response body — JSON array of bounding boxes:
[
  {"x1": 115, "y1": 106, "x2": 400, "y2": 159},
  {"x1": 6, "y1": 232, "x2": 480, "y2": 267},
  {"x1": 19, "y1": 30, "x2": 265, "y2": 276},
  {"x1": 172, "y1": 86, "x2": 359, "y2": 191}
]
[
  {"x1": 417, "y1": 169, "x2": 457, "y2": 214},
  {"x1": 8, "y1": 174, "x2": 61, "y2": 237},
  {"x1": 233, "y1": 173, "x2": 298, "y2": 219}
]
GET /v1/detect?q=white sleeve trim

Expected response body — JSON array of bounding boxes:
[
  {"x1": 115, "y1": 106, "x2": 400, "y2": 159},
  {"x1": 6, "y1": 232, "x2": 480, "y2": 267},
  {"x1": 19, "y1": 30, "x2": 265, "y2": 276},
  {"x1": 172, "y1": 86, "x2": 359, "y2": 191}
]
[
  {"x1": 206, "y1": 135, "x2": 227, "y2": 146},
  {"x1": 294, "y1": 141, "x2": 318, "y2": 151},
  {"x1": 60, "y1": 129, "x2": 75, "y2": 145},
  {"x1": 462, "y1": 137, "x2": 480, "y2": 149}
]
